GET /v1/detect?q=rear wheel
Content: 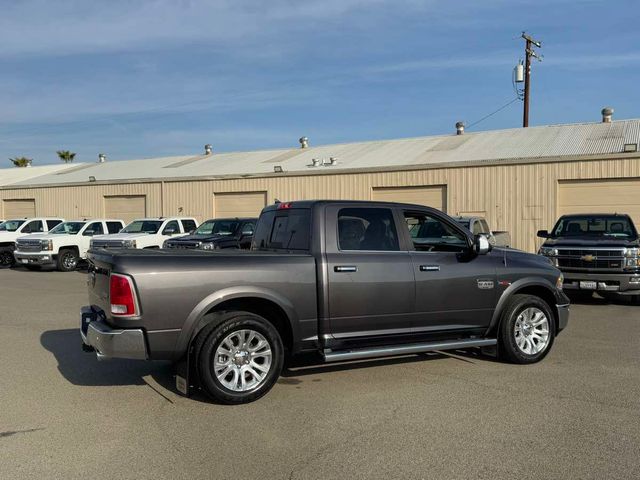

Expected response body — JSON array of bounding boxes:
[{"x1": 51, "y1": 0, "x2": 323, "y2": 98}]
[
  {"x1": 57, "y1": 249, "x2": 79, "y2": 272},
  {"x1": 498, "y1": 294, "x2": 555, "y2": 364},
  {"x1": 194, "y1": 311, "x2": 284, "y2": 404}
]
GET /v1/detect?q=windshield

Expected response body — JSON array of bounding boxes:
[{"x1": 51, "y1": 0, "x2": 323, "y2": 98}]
[
  {"x1": 49, "y1": 221, "x2": 85, "y2": 235},
  {"x1": 552, "y1": 216, "x2": 638, "y2": 238},
  {"x1": 122, "y1": 220, "x2": 163, "y2": 234},
  {"x1": 0, "y1": 220, "x2": 25, "y2": 232},
  {"x1": 195, "y1": 220, "x2": 239, "y2": 236}
]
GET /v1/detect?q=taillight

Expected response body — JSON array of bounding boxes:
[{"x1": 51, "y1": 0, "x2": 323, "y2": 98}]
[
  {"x1": 277, "y1": 202, "x2": 293, "y2": 209},
  {"x1": 110, "y1": 273, "x2": 138, "y2": 316}
]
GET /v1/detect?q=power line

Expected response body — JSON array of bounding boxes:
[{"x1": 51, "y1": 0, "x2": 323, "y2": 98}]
[{"x1": 467, "y1": 97, "x2": 520, "y2": 129}]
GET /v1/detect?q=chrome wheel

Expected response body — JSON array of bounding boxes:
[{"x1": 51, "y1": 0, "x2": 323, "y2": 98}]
[
  {"x1": 62, "y1": 253, "x2": 77, "y2": 269},
  {"x1": 514, "y1": 307, "x2": 550, "y2": 355},
  {"x1": 214, "y1": 329, "x2": 272, "y2": 392}
]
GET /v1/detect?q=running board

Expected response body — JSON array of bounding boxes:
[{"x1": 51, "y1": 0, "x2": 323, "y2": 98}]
[{"x1": 322, "y1": 338, "x2": 497, "y2": 363}]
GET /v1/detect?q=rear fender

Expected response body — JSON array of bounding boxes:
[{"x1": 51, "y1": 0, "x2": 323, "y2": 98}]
[{"x1": 173, "y1": 286, "x2": 300, "y2": 360}]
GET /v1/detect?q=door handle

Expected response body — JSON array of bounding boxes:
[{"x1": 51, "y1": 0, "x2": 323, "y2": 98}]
[
  {"x1": 419, "y1": 265, "x2": 440, "y2": 272},
  {"x1": 334, "y1": 265, "x2": 357, "y2": 273}
]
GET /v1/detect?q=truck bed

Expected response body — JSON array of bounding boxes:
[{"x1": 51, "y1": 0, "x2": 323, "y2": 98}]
[{"x1": 87, "y1": 248, "x2": 318, "y2": 359}]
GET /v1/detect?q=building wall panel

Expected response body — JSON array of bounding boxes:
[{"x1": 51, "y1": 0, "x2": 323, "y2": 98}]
[{"x1": 2, "y1": 156, "x2": 640, "y2": 252}]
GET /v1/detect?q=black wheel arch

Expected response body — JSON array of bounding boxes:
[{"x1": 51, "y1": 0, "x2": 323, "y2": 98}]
[{"x1": 486, "y1": 279, "x2": 562, "y2": 337}]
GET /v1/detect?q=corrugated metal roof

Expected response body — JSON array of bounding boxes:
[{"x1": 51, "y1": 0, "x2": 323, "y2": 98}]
[
  {"x1": 0, "y1": 163, "x2": 83, "y2": 186},
  {"x1": 3, "y1": 119, "x2": 640, "y2": 188}
]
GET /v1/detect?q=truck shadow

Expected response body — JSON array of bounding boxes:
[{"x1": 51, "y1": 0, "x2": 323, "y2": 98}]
[
  {"x1": 565, "y1": 292, "x2": 637, "y2": 306},
  {"x1": 40, "y1": 328, "x2": 174, "y2": 388},
  {"x1": 281, "y1": 351, "x2": 457, "y2": 379}
]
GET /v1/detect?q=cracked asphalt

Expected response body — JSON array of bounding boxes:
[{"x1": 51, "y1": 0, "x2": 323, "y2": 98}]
[{"x1": 1, "y1": 268, "x2": 639, "y2": 479}]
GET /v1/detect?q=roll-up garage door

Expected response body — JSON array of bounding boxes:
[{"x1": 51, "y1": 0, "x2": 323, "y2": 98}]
[
  {"x1": 104, "y1": 195, "x2": 147, "y2": 224},
  {"x1": 214, "y1": 192, "x2": 267, "y2": 218},
  {"x1": 372, "y1": 186, "x2": 447, "y2": 212},
  {"x1": 3, "y1": 199, "x2": 36, "y2": 218},
  {"x1": 558, "y1": 179, "x2": 640, "y2": 227}
]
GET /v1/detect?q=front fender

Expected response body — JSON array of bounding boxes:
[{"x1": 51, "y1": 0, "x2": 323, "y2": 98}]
[
  {"x1": 173, "y1": 285, "x2": 300, "y2": 359},
  {"x1": 485, "y1": 277, "x2": 561, "y2": 336}
]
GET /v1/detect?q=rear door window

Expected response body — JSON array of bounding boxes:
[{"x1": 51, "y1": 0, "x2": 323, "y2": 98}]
[
  {"x1": 338, "y1": 208, "x2": 399, "y2": 251},
  {"x1": 181, "y1": 219, "x2": 197, "y2": 233},
  {"x1": 106, "y1": 221, "x2": 123, "y2": 234},
  {"x1": 252, "y1": 209, "x2": 311, "y2": 251},
  {"x1": 46, "y1": 220, "x2": 63, "y2": 230}
]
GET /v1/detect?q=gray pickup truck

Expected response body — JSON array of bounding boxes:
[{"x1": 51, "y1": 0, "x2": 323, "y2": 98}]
[{"x1": 81, "y1": 200, "x2": 569, "y2": 404}]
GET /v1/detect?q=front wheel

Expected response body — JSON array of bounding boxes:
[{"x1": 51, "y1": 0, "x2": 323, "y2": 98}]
[
  {"x1": 57, "y1": 249, "x2": 79, "y2": 272},
  {"x1": 498, "y1": 294, "x2": 555, "y2": 364},
  {"x1": 194, "y1": 311, "x2": 284, "y2": 404}
]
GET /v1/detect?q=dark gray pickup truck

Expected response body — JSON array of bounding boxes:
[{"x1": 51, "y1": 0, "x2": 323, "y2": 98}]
[{"x1": 82, "y1": 200, "x2": 569, "y2": 404}]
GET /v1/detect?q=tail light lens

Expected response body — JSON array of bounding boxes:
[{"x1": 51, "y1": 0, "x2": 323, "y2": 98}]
[{"x1": 110, "y1": 273, "x2": 138, "y2": 316}]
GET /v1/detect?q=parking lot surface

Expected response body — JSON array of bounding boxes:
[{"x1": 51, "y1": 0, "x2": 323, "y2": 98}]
[{"x1": 0, "y1": 267, "x2": 639, "y2": 479}]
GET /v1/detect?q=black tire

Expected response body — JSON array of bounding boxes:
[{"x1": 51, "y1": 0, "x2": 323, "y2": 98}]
[
  {"x1": 0, "y1": 250, "x2": 15, "y2": 267},
  {"x1": 56, "y1": 248, "x2": 79, "y2": 272},
  {"x1": 498, "y1": 294, "x2": 555, "y2": 364},
  {"x1": 194, "y1": 311, "x2": 284, "y2": 404}
]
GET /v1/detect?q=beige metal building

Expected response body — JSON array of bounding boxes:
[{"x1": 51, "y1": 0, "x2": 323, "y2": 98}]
[{"x1": 1, "y1": 114, "x2": 639, "y2": 252}]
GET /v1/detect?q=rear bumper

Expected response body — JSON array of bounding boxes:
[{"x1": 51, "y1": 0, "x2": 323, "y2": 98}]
[
  {"x1": 562, "y1": 271, "x2": 640, "y2": 295},
  {"x1": 14, "y1": 251, "x2": 56, "y2": 266},
  {"x1": 80, "y1": 306, "x2": 147, "y2": 360}
]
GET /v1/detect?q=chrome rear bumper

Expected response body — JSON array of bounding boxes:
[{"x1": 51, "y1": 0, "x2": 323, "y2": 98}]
[{"x1": 80, "y1": 307, "x2": 147, "y2": 360}]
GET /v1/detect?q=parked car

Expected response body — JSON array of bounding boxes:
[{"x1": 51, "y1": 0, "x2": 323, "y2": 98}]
[
  {"x1": 13, "y1": 219, "x2": 125, "y2": 271},
  {"x1": 454, "y1": 216, "x2": 511, "y2": 247},
  {"x1": 90, "y1": 217, "x2": 198, "y2": 250},
  {"x1": 0, "y1": 217, "x2": 65, "y2": 266},
  {"x1": 538, "y1": 213, "x2": 640, "y2": 301},
  {"x1": 81, "y1": 200, "x2": 569, "y2": 404},
  {"x1": 163, "y1": 217, "x2": 257, "y2": 250}
]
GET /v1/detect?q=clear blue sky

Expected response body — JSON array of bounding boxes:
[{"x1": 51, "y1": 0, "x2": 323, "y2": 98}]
[{"x1": 1, "y1": 0, "x2": 638, "y2": 166}]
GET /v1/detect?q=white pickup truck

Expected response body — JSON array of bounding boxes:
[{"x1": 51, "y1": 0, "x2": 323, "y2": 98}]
[
  {"x1": 90, "y1": 217, "x2": 198, "y2": 250},
  {"x1": 14, "y1": 219, "x2": 125, "y2": 271},
  {"x1": 453, "y1": 216, "x2": 511, "y2": 248},
  {"x1": 0, "y1": 217, "x2": 65, "y2": 266}
]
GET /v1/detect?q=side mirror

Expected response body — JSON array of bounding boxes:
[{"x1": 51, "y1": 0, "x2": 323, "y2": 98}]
[
  {"x1": 474, "y1": 234, "x2": 491, "y2": 255},
  {"x1": 537, "y1": 230, "x2": 549, "y2": 238}
]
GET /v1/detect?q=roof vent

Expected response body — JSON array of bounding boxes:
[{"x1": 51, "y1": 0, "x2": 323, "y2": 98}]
[
  {"x1": 455, "y1": 121, "x2": 465, "y2": 135},
  {"x1": 601, "y1": 107, "x2": 614, "y2": 123},
  {"x1": 98, "y1": 153, "x2": 106, "y2": 163},
  {"x1": 299, "y1": 136, "x2": 309, "y2": 149},
  {"x1": 204, "y1": 144, "x2": 213, "y2": 155},
  {"x1": 310, "y1": 158, "x2": 320, "y2": 167},
  {"x1": 327, "y1": 157, "x2": 338, "y2": 166}
]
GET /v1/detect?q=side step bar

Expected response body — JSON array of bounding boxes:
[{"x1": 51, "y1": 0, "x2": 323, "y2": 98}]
[{"x1": 322, "y1": 338, "x2": 497, "y2": 363}]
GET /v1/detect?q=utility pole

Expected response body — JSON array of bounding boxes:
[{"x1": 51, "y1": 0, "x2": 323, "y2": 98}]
[{"x1": 521, "y1": 32, "x2": 542, "y2": 128}]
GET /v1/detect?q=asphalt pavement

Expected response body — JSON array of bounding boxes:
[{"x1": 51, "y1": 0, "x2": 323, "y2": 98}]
[{"x1": 0, "y1": 267, "x2": 638, "y2": 479}]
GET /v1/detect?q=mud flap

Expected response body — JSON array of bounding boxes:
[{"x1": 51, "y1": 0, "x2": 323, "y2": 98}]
[{"x1": 175, "y1": 354, "x2": 191, "y2": 397}]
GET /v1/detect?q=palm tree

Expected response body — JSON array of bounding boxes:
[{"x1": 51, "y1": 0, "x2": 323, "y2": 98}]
[
  {"x1": 56, "y1": 150, "x2": 76, "y2": 163},
  {"x1": 9, "y1": 157, "x2": 32, "y2": 167}
]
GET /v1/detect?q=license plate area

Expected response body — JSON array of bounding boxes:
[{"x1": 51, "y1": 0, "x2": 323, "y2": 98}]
[
  {"x1": 579, "y1": 281, "x2": 597, "y2": 290},
  {"x1": 81, "y1": 307, "x2": 99, "y2": 336}
]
